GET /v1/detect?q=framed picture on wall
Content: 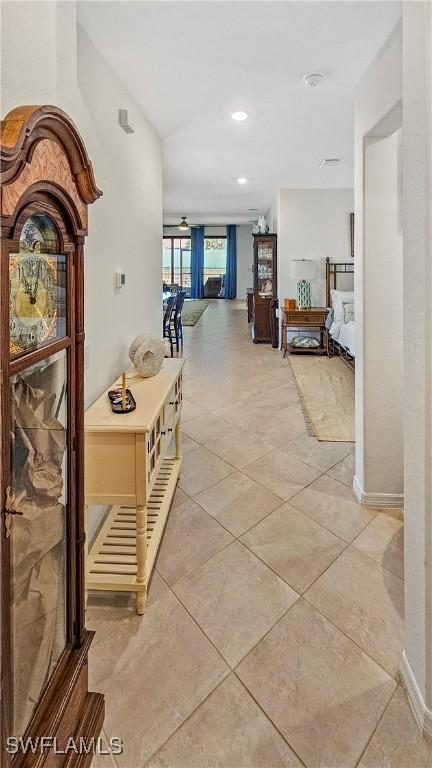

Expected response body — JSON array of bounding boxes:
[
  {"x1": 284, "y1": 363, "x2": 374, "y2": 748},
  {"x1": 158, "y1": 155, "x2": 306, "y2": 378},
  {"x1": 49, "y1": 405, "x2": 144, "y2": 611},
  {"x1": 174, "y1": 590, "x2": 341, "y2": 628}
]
[{"x1": 350, "y1": 212, "x2": 355, "y2": 258}]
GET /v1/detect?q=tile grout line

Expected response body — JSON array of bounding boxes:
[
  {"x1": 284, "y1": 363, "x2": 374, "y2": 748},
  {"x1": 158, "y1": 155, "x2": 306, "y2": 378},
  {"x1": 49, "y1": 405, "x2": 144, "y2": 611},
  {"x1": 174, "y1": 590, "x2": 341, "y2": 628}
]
[
  {"x1": 141, "y1": 673, "x2": 231, "y2": 766},
  {"x1": 238, "y1": 525, "x2": 351, "y2": 595},
  {"x1": 280, "y1": 444, "x2": 354, "y2": 476},
  {"x1": 181, "y1": 369, "x2": 383, "y2": 594},
  {"x1": 301, "y1": 591, "x2": 401, "y2": 683},
  {"x1": 230, "y1": 671, "x2": 309, "y2": 768},
  {"x1": 154, "y1": 525, "x2": 235, "y2": 588},
  {"x1": 190, "y1": 486, "x2": 287, "y2": 540},
  {"x1": 158, "y1": 552, "x2": 302, "y2": 679},
  {"x1": 154, "y1": 576, "x2": 314, "y2": 766},
  {"x1": 178, "y1": 459, "x2": 237, "y2": 497},
  {"x1": 181, "y1": 308, "x2": 401, "y2": 686},
  {"x1": 353, "y1": 684, "x2": 400, "y2": 768},
  {"x1": 287, "y1": 483, "x2": 377, "y2": 544},
  {"x1": 349, "y1": 518, "x2": 405, "y2": 582},
  {"x1": 231, "y1": 594, "x2": 400, "y2": 768}
]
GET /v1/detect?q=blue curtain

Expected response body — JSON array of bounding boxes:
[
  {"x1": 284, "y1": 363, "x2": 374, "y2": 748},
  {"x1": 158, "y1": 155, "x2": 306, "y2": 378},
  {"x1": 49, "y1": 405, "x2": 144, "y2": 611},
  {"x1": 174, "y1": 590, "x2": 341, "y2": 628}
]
[
  {"x1": 191, "y1": 226, "x2": 204, "y2": 299},
  {"x1": 225, "y1": 224, "x2": 237, "y2": 299}
]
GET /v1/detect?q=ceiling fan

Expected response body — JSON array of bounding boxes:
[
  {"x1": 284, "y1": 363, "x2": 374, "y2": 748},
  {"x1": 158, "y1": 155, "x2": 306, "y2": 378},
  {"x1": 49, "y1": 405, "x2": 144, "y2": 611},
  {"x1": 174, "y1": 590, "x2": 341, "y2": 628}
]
[{"x1": 177, "y1": 216, "x2": 203, "y2": 230}]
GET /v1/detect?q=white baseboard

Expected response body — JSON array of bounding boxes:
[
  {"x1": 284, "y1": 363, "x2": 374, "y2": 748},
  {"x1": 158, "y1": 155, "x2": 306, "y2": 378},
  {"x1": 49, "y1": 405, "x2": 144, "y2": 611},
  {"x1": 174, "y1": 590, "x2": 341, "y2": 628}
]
[
  {"x1": 400, "y1": 650, "x2": 432, "y2": 738},
  {"x1": 353, "y1": 475, "x2": 404, "y2": 508}
]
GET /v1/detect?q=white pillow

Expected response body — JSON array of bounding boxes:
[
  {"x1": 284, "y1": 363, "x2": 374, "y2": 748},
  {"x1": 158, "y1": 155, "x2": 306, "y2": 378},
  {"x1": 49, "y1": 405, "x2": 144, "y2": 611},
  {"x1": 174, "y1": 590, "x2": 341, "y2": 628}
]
[
  {"x1": 330, "y1": 289, "x2": 354, "y2": 322},
  {"x1": 344, "y1": 303, "x2": 355, "y2": 323}
]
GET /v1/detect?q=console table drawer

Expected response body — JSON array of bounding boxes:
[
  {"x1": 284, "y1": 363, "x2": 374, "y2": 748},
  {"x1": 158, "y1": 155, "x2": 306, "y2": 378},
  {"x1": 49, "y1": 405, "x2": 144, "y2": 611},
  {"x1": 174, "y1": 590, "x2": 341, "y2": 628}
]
[
  {"x1": 286, "y1": 312, "x2": 326, "y2": 325},
  {"x1": 165, "y1": 373, "x2": 183, "y2": 424},
  {"x1": 85, "y1": 431, "x2": 137, "y2": 506}
]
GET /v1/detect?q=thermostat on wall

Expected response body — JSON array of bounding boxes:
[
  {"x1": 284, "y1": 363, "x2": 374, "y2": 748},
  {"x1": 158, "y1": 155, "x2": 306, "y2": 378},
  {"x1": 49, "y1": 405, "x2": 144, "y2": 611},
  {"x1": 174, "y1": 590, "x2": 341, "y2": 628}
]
[{"x1": 114, "y1": 271, "x2": 126, "y2": 289}]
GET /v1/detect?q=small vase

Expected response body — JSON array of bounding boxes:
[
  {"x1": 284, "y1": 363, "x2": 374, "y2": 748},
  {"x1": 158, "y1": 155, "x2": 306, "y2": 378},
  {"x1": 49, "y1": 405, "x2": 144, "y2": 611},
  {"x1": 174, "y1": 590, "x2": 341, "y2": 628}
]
[{"x1": 296, "y1": 279, "x2": 311, "y2": 309}]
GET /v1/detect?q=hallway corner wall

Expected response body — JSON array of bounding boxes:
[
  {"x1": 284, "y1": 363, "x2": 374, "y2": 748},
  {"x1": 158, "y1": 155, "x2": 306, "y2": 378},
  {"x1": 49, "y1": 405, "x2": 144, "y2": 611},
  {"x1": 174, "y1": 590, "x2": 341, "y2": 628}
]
[
  {"x1": 401, "y1": 0, "x2": 432, "y2": 735},
  {"x1": 362, "y1": 130, "x2": 403, "y2": 497},
  {"x1": 236, "y1": 225, "x2": 254, "y2": 300},
  {"x1": 354, "y1": 19, "x2": 403, "y2": 503}
]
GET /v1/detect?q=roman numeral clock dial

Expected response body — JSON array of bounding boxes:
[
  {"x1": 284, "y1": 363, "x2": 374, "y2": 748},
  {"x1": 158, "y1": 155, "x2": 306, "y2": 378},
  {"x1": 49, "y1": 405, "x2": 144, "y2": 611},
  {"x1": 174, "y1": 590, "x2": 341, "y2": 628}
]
[{"x1": 9, "y1": 215, "x2": 66, "y2": 358}]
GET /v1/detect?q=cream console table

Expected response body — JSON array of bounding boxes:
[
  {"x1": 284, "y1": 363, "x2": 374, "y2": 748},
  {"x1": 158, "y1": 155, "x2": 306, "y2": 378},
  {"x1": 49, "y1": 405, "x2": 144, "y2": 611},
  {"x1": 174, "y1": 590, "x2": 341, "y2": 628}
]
[{"x1": 84, "y1": 359, "x2": 184, "y2": 614}]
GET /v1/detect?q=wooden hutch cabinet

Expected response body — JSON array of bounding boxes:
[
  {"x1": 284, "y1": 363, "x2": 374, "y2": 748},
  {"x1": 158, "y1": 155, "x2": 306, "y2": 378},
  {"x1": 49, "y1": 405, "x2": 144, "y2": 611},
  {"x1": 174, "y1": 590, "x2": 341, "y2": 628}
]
[
  {"x1": 252, "y1": 234, "x2": 277, "y2": 344},
  {"x1": 1, "y1": 106, "x2": 104, "y2": 766}
]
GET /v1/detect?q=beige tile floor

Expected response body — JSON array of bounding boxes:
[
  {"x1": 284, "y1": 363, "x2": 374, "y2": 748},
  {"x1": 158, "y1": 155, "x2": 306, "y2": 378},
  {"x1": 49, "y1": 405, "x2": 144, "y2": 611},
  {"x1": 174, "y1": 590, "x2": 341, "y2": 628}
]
[{"x1": 88, "y1": 300, "x2": 430, "y2": 768}]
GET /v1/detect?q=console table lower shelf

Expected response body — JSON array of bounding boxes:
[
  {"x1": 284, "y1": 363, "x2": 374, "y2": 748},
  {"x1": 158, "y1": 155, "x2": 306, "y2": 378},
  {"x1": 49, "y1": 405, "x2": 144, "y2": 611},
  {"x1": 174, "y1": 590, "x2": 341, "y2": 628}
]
[
  {"x1": 87, "y1": 457, "x2": 180, "y2": 598},
  {"x1": 84, "y1": 358, "x2": 185, "y2": 615}
]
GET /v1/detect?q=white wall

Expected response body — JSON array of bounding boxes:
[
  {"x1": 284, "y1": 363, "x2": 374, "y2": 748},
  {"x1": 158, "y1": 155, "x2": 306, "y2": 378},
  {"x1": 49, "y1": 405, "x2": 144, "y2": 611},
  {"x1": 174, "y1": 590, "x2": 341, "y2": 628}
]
[
  {"x1": 362, "y1": 131, "x2": 403, "y2": 494},
  {"x1": 354, "y1": 20, "x2": 402, "y2": 502},
  {"x1": 276, "y1": 189, "x2": 354, "y2": 309},
  {"x1": 236, "y1": 225, "x2": 253, "y2": 299},
  {"x1": 266, "y1": 192, "x2": 281, "y2": 310},
  {"x1": 1, "y1": 1, "x2": 163, "y2": 540},
  {"x1": 77, "y1": 26, "x2": 163, "y2": 406},
  {"x1": 401, "y1": 1, "x2": 432, "y2": 734},
  {"x1": 1, "y1": 1, "x2": 163, "y2": 409}
]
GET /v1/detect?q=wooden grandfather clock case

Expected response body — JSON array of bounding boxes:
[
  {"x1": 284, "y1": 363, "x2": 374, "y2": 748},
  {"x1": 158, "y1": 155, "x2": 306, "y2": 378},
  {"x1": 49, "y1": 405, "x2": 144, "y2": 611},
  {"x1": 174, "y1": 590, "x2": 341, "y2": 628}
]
[{"x1": 0, "y1": 106, "x2": 104, "y2": 767}]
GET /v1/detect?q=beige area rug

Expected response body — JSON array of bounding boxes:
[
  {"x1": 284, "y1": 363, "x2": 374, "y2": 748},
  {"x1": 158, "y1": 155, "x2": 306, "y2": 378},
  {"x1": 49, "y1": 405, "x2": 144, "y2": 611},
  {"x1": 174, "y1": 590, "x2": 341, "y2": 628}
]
[
  {"x1": 288, "y1": 356, "x2": 355, "y2": 442},
  {"x1": 182, "y1": 300, "x2": 210, "y2": 326}
]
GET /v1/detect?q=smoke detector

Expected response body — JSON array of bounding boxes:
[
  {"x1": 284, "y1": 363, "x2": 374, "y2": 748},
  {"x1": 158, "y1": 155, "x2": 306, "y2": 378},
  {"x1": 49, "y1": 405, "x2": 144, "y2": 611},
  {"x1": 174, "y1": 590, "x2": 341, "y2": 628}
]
[
  {"x1": 303, "y1": 72, "x2": 325, "y2": 88},
  {"x1": 320, "y1": 158, "x2": 342, "y2": 167}
]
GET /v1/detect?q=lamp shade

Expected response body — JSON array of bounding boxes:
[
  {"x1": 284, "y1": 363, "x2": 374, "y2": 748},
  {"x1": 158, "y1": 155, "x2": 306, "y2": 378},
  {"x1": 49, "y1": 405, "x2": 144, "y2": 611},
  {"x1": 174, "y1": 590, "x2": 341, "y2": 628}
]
[{"x1": 290, "y1": 259, "x2": 316, "y2": 280}]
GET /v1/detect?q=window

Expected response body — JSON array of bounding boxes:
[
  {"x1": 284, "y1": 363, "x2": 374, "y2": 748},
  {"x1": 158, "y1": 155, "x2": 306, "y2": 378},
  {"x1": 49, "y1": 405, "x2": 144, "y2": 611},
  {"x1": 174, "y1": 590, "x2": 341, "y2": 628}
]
[
  {"x1": 163, "y1": 237, "x2": 191, "y2": 294},
  {"x1": 162, "y1": 235, "x2": 228, "y2": 297},
  {"x1": 203, "y1": 238, "x2": 227, "y2": 290}
]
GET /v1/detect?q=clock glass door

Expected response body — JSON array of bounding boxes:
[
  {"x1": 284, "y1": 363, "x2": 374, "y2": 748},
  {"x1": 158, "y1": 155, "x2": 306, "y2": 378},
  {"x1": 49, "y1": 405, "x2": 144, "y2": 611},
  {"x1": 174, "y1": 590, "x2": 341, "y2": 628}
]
[
  {"x1": 9, "y1": 214, "x2": 67, "y2": 359},
  {"x1": 10, "y1": 349, "x2": 68, "y2": 737}
]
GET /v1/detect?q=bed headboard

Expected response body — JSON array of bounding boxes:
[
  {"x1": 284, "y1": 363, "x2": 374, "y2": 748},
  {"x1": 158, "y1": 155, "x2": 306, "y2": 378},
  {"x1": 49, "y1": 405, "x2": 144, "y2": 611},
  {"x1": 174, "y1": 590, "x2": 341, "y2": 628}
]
[{"x1": 325, "y1": 257, "x2": 354, "y2": 307}]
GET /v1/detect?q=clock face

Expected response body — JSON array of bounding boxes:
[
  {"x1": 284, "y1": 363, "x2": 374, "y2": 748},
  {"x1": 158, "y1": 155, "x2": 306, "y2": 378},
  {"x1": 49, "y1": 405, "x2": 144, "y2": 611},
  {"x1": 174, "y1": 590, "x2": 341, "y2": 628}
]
[{"x1": 9, "y1": 215, "x2": 67, "y2": 358}]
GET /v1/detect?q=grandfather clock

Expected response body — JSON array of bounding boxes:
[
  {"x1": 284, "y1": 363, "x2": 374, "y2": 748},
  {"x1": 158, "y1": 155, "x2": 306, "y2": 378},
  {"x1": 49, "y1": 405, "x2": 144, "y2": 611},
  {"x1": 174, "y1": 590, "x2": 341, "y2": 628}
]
[
  {"x1": 1, "y1": 106, "x2": 104, "y2": 766},
  {"x1": 252, "y1": 234, "x2": 277, "y2": 343}
]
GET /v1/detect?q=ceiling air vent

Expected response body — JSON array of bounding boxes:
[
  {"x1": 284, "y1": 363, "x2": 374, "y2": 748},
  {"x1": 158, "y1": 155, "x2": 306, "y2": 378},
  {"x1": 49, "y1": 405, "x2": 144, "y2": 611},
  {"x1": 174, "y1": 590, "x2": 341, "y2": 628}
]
[{"x1": 319, "y1": 158, "x2": 342, "y2": 167}]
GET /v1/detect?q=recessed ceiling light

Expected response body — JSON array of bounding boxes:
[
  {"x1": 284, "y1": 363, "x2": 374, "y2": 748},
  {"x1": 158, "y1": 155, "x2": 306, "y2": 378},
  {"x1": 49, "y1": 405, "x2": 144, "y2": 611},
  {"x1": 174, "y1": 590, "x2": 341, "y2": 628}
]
[
  {"x1": 237, "y1": 177, "x2": 248, "y2": 184},
  {"x1": 232, "y1": 111, "x2": 248, "y2": 121}
]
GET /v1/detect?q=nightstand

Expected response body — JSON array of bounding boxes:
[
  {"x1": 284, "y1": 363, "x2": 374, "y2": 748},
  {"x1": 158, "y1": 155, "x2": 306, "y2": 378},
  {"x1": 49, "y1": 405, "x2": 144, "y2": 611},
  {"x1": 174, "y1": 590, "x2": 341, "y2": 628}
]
[{"x1": 281, "y1": 307, "x2": 328, "y2": 357}]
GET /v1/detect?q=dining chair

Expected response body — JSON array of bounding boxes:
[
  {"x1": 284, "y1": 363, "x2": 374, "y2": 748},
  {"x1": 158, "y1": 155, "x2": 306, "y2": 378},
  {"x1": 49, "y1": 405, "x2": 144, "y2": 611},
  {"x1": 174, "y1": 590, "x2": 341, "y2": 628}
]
[
  {"x1": 163, "y1": 294, "x2": 176, "y2": 356},
  {"x1": 173, "y1": 290, "x2": 186, "y2": 351}
]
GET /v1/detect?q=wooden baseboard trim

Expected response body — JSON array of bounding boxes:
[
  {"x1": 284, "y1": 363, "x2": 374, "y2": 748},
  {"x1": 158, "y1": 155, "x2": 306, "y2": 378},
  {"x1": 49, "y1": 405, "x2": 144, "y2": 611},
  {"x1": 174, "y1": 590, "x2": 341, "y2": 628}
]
[
  {"x1": 353, "y1": 475, "x2": 404, "y2": 508},
  {"x1": 63, "y1": 692, "x2": 105, "y2": 767},
  {"x1": 400, "y1": 650, "x2": 432, "y2": 738}
]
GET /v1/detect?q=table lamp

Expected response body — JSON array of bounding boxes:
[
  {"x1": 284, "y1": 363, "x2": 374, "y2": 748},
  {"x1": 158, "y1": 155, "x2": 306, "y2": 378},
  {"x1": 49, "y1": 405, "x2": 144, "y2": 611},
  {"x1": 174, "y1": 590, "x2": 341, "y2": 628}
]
[{"x1": 291, "y1": 259, "x2": 316, "y2": 309}]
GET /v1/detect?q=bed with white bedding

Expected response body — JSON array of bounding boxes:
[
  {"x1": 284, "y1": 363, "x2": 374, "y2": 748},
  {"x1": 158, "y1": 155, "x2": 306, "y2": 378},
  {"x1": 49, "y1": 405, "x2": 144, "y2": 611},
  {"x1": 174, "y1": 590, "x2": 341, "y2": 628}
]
[
  {"x1": 330, "y1": 317, "x2": 355, "y2": 357},
  {"x1": 325, "y1": 259, "x2": 355, "y2": 365}
]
